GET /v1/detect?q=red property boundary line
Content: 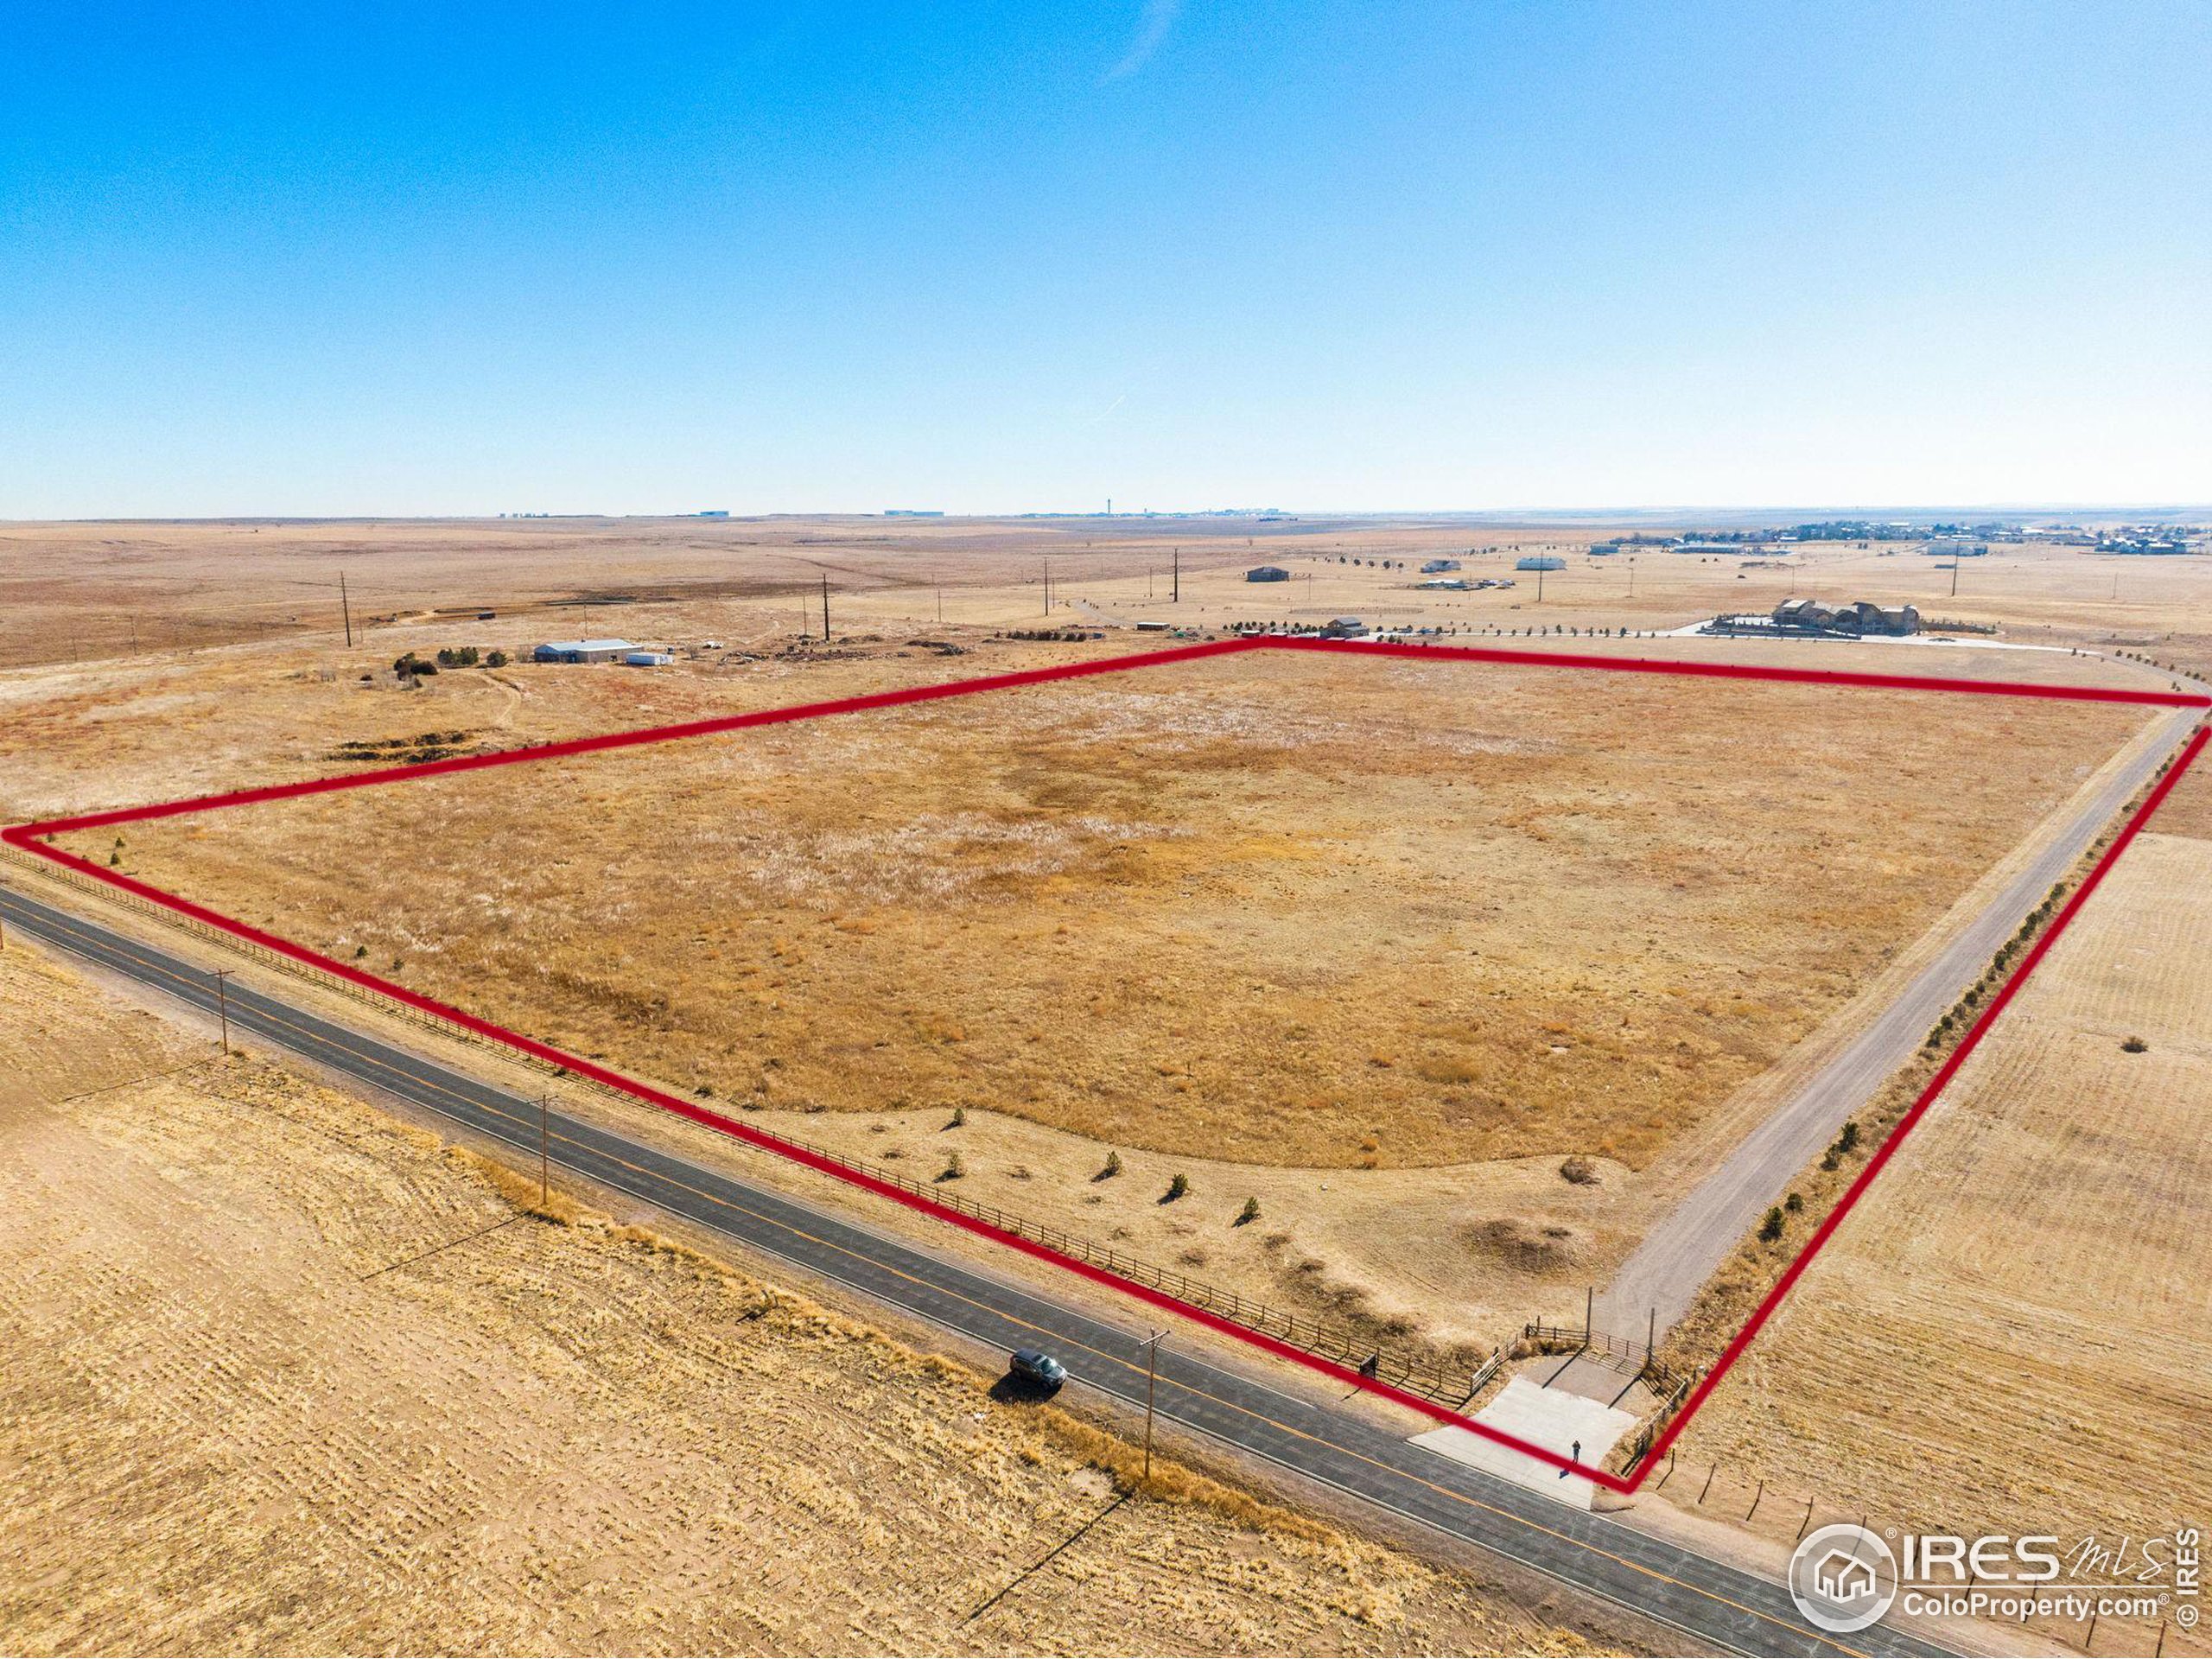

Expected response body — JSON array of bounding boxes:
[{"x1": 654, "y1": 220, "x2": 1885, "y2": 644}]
[{"x1": 6, "y1": 635, "x2": 2207, "y2": 1491}]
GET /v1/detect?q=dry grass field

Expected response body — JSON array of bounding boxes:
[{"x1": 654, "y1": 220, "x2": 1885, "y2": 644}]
[
  {"x1": 10, "y1": 513, "x2": 2209, "y2": 682},
  {"x1": 6, "y1": 518, "x2": 2205, "y2": 1593},
  {"x1": 41, "y1": 640, "x2": 2158, "y2": 1357},
  {"x1": 1664, "y1": 823, "x2": 2212, "y2": 1546},
  {"x1": 0, "y1": 512, "x2": 1529, "y2": 672},
  {"x1": 0, "y1": 942, "x2": 1612, "y2": 1657},
  {"x1": 80, "y1": 650, "x2": 2146, "y2": 1177}
]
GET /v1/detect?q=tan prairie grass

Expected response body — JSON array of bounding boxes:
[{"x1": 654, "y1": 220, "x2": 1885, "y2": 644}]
[
  {"x1": 10, "y1": 514, "x2": 2212, "y2": 675},
  {"x1": 89, "y1": 649, "x2": 2149, "y2": 1178},
  {"x1": 0, "y1": 512, "x2": 1559, "y2": 671},
  {"x1": 1664, "y1": 830, "x2": 2212, "y2": 1546},
  {"x1": 0, "y1": 944, "x2": 1615, "y2": 1657},
  {"x1": 2144, "y1": 739, "x2": 2212, "y2": 839},
  {"x1": 0, "y1": 520, "x2": 2174, "y2": 824}
]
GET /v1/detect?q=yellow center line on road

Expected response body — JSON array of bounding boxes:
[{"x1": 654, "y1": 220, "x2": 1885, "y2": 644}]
[{"x1": 6, "y1": 893, "x2": 1861, "y2": 1657}]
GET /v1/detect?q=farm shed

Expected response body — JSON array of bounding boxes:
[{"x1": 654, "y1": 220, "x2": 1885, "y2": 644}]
[{"x1": 533, "y1": 639, "x2": 635, "y2": 664}]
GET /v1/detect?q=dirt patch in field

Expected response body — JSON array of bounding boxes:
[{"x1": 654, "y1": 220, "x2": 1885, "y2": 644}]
[{"x1": 0, "y1": 943, "x2": 1611, "y2": 1657}]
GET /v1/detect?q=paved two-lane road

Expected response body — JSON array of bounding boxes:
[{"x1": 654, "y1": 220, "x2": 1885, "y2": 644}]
[{"x1": 0, "y1": 878, "x2": 1952, "y2": 1657}]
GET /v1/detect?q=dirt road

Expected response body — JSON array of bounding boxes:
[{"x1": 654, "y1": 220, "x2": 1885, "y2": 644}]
[{"x1": 1596, "y1": 698, "x2": 2202, "y2": 1339}]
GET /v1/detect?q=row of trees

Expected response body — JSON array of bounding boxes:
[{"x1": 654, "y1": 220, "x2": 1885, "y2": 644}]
[{"x1": 393, "y1": 646, "x2": 509, "y2": 678}]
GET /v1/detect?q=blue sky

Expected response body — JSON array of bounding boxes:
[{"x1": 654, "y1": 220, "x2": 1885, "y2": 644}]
[{"x1": 3, "y1": 1, "x2": 2207, "y2": 516}]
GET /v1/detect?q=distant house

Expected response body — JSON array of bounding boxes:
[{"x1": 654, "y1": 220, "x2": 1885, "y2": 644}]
[
  {"x1": 1321, "y1": 616, "x2": 1370, "y2": 638},
  {"x1": 1420, "y1": 558, "x2": 1462, "y2": 574},
  {"x1": 1246, "y1": 565, "x2": 1291, "y2": 582},
  {"x1": 1515, "y1": 556, "x2": 1566, "y2": 572},
  {"x1": 1770, "y1": 598, "x2": 1918, "y2": 637},
  {"x1": 1417, "y1": 577, "x2": 1471, "y2": 590},
  {"x1": 533, "y1": 639, "x2": 636, "y2": 664}
]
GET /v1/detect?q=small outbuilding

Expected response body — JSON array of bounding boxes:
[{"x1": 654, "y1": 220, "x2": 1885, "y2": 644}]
[
  {"x1": 1420, "y1": 558, "x2": 1462, "y2": 574},
  {"x1": 1246, "y1": 565, "x2": 1290, "y2": 582},
  {"x1": 1515, "y1": 556, "x2": 1566, "y2": 572},
  {"x1": 624, "y1": 650, "x2": 674, "y2": 666},
  {"x1": 533, "y1": 639, "x2": 636, "y2": 664}
]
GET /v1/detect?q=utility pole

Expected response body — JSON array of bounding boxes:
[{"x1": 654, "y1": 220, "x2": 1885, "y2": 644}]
[
  {"x1": 1171, "y1": 548, "x2": 1179, "y2": 604},
  {"x1": 937, "y1": 586, "x2": 944, "y2": 625},
  {"x1": 212, "y1": 969, "x2": 233, "y2": 1056},
  {"x1": 340, "y1": 570, "x2": 353, "y2": 648},
  {"x1": 1141, "y1": 1330, "x2": 1166, "y2": 1480},
  {"x1": 1950, "y1": 555, "x2": 1960, "y2": 599},
  {"x1": 1536, "y1": 563, "x2": 1546, "y2": 604},
  {"x1": 1043, "y1": 557, "x2": 1052, "y2": 616},
  {"x1": 821, "y1": 575, "x2": 830, "y2": 642}
]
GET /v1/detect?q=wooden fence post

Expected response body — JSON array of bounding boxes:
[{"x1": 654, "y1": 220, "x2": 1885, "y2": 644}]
[
  {"x1": 1745, "y1": 1481, "x2": 1764, "y2": 1522},
  {"x1": 1698, "y1": 1463, "x2": 1718, "y2": 1504},
  {"x1": 1797, "y1": 1496, "x2": 1815, "y2": 1540}
]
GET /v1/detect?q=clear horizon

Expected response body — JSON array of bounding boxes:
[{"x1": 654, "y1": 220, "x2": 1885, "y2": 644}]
[{"x1": 4, "y1": 1, "x2": 2207, "y2": 518}]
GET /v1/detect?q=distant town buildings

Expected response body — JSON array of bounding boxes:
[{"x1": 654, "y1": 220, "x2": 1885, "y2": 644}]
[{"x1": 2099, "y1": 529, "x2": 2195, "y2": 555}]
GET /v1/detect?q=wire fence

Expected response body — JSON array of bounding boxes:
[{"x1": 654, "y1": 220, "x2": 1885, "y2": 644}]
[
  {"x1": 2, "y1": 843, "x2": 1505, "y2": 1408},
  {"x1": 1642, "y1": 1448, "x2": 2207, "y2": 1657},
  {"x1": 38, "y1": 850, "x2": 2189, "y2": 1654},
  {"x1": 1514, "y1": 1320, "x2": 1701, "y2": 1471}
]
